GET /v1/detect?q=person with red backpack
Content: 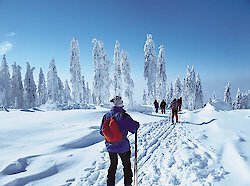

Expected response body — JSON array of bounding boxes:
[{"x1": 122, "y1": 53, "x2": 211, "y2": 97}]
[
  {"x1": 171, "y1": 98, "x2": 179, "y2": 123},
  {"x1": 100, "y1": 96, "x2": 140, "y2": 186}
]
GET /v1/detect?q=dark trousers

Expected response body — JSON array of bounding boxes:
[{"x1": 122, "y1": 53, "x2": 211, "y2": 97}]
[
  {"x1": 107, "y1": 150, "x2": 132, "y2": 186},
  {"x1": 172, "y1": 109, "x2": 178, "y2": 123},
  {"x1": 161, "y1": 107, "x2": 166, "y2": 114}
]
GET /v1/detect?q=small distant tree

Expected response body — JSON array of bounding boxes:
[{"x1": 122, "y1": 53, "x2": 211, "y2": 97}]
[
  {"x1": 156, "y1": 45, "x2": 167, "y2": 100},
  {"x1": 64, "y1": 79, "x2": 71, "y2": 104},
  {"x1": 23, "y1": 62, "x2": 36, "y2": 108},
  {"x1": 224, "y1": 81, "x2": 232, "y2": 106},
  {"x1": 233, "y1": 88, "x2": 242, "y2": 109},
  {"x1": 194, "y1": 73, "x2": 203, "y2": 109},
  {"x1": 10, "y1": 62, "x2": 24, "y2": 108},
  {"x1": 121, "y1": 51, "x2": 134, "y2": 105},
  {"x1": 47, "y1": 58, "x2": 59, "y2": 103},
  {"x1": 173, "y1": 76, "x2": 182, "y2": 100},
  {"x1": 0, "y1": 55, "x2": 11, "y2": 108},
  {"x1": 38, "y1": 68, "x2": 47, "y2": 105}
]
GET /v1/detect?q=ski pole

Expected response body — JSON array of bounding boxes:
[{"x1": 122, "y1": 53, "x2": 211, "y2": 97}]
[{"x1": 133, "y1": 132, "x2": 138, "y2": 186}]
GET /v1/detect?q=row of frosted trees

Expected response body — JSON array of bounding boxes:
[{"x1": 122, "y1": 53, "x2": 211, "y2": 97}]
[
  {"x1": 223, "y1": 81, "x2": 250, "y2": 109},
  {"x1": 0, "y1": 37, "x2": 134, "y2": 109},
  {"x1": 143, "y1": 34, "x2": 204, "y2": 110}
]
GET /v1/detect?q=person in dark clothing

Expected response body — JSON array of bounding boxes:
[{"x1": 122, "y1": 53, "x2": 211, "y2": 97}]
[
  {"x1": 177, "y1": 97, "x2": 182, "y2": 111},
  {"x1": 171, "y1": 98, "x2": 179, "y2": 123},
  {"x1": 100, "y1": 96, "x2": 140, "y2": 186},
  {"x1": 154, "y1": 100, "x2": 159, "y2": 113},
  {"x1": 160, "y1": 99, "x2": 166, "y2": 114}
]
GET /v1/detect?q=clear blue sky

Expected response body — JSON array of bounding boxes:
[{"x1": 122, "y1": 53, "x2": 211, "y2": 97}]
[{"x1": 0, "y1": 0, "x2": 250, "y2": 102}]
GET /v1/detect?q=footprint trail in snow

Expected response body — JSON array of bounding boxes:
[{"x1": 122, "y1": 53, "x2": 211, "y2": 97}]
[{"x1": 75, "y1": 118, "x2": 227, "y2": 186}]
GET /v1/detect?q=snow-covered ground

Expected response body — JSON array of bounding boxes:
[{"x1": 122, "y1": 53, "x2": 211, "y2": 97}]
[{"x1": 0, "y1": 102, "x2": 249, "y2": 186}]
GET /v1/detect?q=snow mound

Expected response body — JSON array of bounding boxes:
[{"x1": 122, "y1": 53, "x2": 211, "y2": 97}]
[
  {"x1": 205, "y1": 99, "x2": 232, "y2": 112},
  {"x1": 126, "y1": 104, "x2": 153, "y2": 114}
]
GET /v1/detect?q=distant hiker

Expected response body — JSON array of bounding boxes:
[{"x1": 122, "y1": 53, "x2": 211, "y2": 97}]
[
  {"x1": 171, "y1": 98, "x2": 179, "y2": 123},
  {"x1": 160, "y1": 99, "x2": 166, "y2": 114},
  {"x1": 177, "y1": 97, "x2": 182, "y2": 111},
  {"x1": 154, "y1": 100, "x2": 159, "y2": 113},
  {"x1": 100, "y1": 96, "x2": 140, "y2": 186}
]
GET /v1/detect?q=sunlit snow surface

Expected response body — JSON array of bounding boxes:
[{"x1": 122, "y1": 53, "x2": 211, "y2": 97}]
[{"x1": 0, "y1": 102, "x2": 249, "y2": 186}]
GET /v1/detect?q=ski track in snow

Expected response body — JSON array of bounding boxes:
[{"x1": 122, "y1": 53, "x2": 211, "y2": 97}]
[{"x1": 75, "y1": 115, "x2": 227, "y2": 186}]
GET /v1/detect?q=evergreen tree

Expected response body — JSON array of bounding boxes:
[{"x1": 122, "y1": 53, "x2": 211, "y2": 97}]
[
  {"x1": 223, "y1": 81, "x2": 232, "y2": 106},
  {"x1": 64, "y1": 79, "x2": 71, "y2": 104},
  {"x1": 173, "y1": 76, "x2": 182, "y2": 100},
  {"x1": 86, "y1": 82, "x2": 91, "y2": 104},
  {"x1": 47, "y1": 58, "x2": 59, "y2": 103},
  {"x1": 58, "y1": 77, "x2": 64, "y2": 104},
  {"x1": 23, "y1": 62, "x2": 36, "y2": 108},
  {"x1": 38, "y1": 68, "x2": 47, "y2": 105},
  {"x1": 194, "y1": 73, "x2": 203, "y2": 109},
  {"x1": 144, "y1": 34, "x2": 157, "y2": 104},
  {"x1": 143, "y1": 89, "x2": 147, "y2": 105},
  {"x1": 113, "y1": 40, "x2": 122, "y2": 96},
  {"x1": 70, "y1": 38, "x2": 82, "y2": 104},
  {"x1": 92, "y1": 39, "x2": 111, "y2": 104},
  {"x1": 156, "y1": 45, "x2": 167, "y2": 100},
  {"x1": 121, "y1": 51, "x2": 134, "y2": 105},
  {"x1": 81, "y1": 76, "x2": 86, "y2": 104},
  {"x1": 0, "y1": 55, "x2": 11, "y2": 108},
  {"x1": 233, "y1": 88, "x2": 242, "y2": 109},
  {"x1": 10, "y1": 62, "x2": 24, "y2": 108},
  {"x1": 167, "y1": 82, "x2": 173, "y2": 104}
]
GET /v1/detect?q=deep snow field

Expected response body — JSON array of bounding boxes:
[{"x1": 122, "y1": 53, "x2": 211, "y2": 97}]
[{"x1": 0, "y1": 101, "x2": 249, "y2": 186}]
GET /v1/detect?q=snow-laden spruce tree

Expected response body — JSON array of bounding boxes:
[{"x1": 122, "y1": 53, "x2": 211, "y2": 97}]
[
  {"x1": 81, "y1": 76, "x2": 87, "y2": 104},
  {"x1": 233, "y1": 88, "x2": 242, "y2": 109},
  {"x1": 241, "y1": 92, "x2": 249, "y2": 109},
  {"x1": 23, "y1": 62, "x2": 36, "y2": 108},
  {"x1": 144, "y1": 34, "x2": 157, "y2": 104},
  {"x1": 47, "y1": 58, "x2": 59, "y2": 103},
  {"x1": 0, "y1": 55, "x2": 11, "y2": 108},
  {"x1": 86, "y1": 82, "x2": 91, "y2": 104},
  {"x1": 58, "y1": 77, "x2": 64, "y2": 104},
  {"x1": 223, "y1": 81, "x2": 232, "y2": 106},
  {"x1": 173, "y1": 76, "x2": 182, "y2": 100},
  {"x1": 194, "y1": 73, "x2": 203, "y2": 109},
  {"x1": 185, "y1": 66, "x2": 196, "y2": 110},
  {"x1": 70, "y1": 38, "x2": 82, "y2": 105},
  {"x1": 92, "y1": 39, "x2": 111, "y2": 104},
  {"x1": 167, "y1": 82, "x2": 173, "y2": 105},
  {"x1": 156, "y1": 45, "x2": 167, "y2": 101},
  {"x1": 38, "y1": 68, "x2": 47, "y2": 105},
  {"x1": 10, "y1": 62, "x2": 24, "y2": 108},
  {"x1": 121, "y1": 51, "x2": 134, "y2": 105},
  {"x1": 113, "y1": 40, "x2": 122, "y2": 97},
  {"x1": 143, "y1": 89, "x2": 147, "y2": 105},
  {"x1": 64, "y1": 79, "x2": 71, "y2": 104}
]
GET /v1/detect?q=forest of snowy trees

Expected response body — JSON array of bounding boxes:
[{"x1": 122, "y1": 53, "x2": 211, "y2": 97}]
[{"x1": 0, "y1": 35, "x2": 250, "y2": 110}]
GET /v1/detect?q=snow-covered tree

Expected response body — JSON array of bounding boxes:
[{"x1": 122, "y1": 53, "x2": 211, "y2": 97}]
[
  {"x1": 241, "y1": 92, "x2": 249, "y2": 109},
  {"x1": 23, "y1": 62, "x2": 36, "y2": 108},
  {"x1": 173, "y1": 76, "x2": 182, "y2": 100},
  {"x1": 70, "y1": 38, "x2": 82, "y2": 104},
  {"x1": 143, "y1": 89, "x2": 147, "y2": 105},
  {"x1": 183, "y1": 66, "x2": 196, "y2": 110},
  {"x1": 144, "y1": 34, "x2": 157, "y2": 104},
  {"x1": 223, "y1": 81, "x2": 232, "y2": 106},
  {"x1": 156, "y1": 45, "x2": 167, "y2": 100},
  {"x1": 167, "y1": 82, "x2": 173, "y2": 105},
  {"x1": 212, "y1": 91, "x2": 216, "y2": 101},
  {"x1": 64, "y1": 79, "x2": 71, "y2": 104},
  {"x1": 47, "y1": 58, "x2": 59, "y2": 103},
  {"x1": 58, "y1": 77, "x2": 64, "y2": 104},
  {"x1": 92, "y1": 39, "x2": 111, "y2": 104},
  {"x1": 194, "y1": 73, "x2": 203, "y2": 109},
  {"x1": 113, "y1": 40, "x2": 122, "y2": 97},
  {"x1": 233, "y1": 88, "x2": 242, "y2": 109},
  {"x1": 38, "y1": 68, "x2": 47, "y2": 105},
  {"x1": 10, "y1": 62, "x2": 24, "y2": 108},
  {"x1": 121, "y1": 51, "x2": 134, "y2": 105},
  {"x1": 86, "y1": 82, "x2": 91, "y2": 104},
  {"x1": 0, "y1": 55, "x2": 11, "y2": 108},
  {"x1": 81, "y1": 76, "x2": 86, "y2": 104}
]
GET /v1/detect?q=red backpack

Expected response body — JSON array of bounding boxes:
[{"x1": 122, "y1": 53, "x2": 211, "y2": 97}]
[{"x1": 102, "y1": 114, "x2": 123, "y2": 143}]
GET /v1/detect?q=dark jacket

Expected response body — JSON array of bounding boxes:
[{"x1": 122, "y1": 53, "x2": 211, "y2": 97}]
[
  {"x1": 100, "y1": 106, "x2": 139, "y2": 153},
  {"x1": 154, "y1": 100, "x2": 159, "y2": 108},
  {"x1": 160, "y1": 100, "x2": 166, "y2": 108}
]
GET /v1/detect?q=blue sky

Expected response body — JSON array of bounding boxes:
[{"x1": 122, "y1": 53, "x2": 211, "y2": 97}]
[{"x1": 0, "y1": 0, "x2": 250, "y2": 102}]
